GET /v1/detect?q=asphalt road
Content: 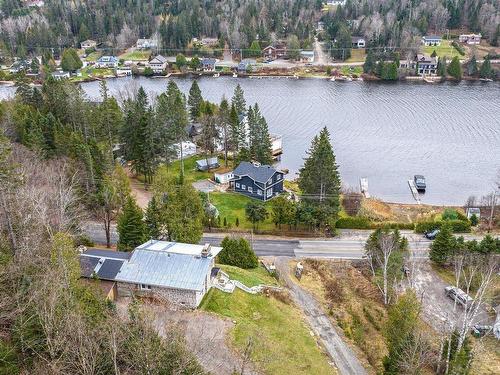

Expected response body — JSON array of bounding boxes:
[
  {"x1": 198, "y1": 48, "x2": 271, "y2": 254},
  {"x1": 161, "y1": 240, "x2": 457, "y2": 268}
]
[{"x1": 84, "y1": 222, "x2": 431, "y2": 259}]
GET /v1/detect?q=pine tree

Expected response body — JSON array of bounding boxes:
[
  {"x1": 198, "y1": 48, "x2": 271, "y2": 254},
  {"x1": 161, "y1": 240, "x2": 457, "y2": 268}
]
[
  {"x1": 219, "y1": 236, "x2": 258, "y2": 269},
  {"x1": 188, "y1": 80, "x2": 203, "y2": 121},
  {"x1": 117, "y1": 196, "x2": 147, "y2": 251},
  {"x1": 218, "y1": 97, "x2": 232, "y2": 166},
  {"x1": 429, "y1": 223, "x2": 455, "y2": 265},
  {"x1": 437, "y1": 56, "x2": 447, "y2": 77},
  {"x1": 145, "y1": 195, "x2": 166, "y2": 239},
  {"x1": 249, "y1": 104, "x2": 273, "y2": 165},
  {"x1": 298, "y1": 127, "x2": 341, "y2": 225},
  {"x1": 61, "y1": 48, "x2": 82, "y2": 72},
  {"x1": 466, "y1": 56, "x2": 478, "y2": 76},
  {"x1": 447, "y1": 56, "x2": 462, "y2": 80},
  {"x1": 479, "y1": 58, "x2": 493, "y2": 79},
  {"x1": 363, "y1": 51, "x2": 376, "y2": 74},
  {"x1": 232, "y1": 84, "x2": 246, "y2": 115}
]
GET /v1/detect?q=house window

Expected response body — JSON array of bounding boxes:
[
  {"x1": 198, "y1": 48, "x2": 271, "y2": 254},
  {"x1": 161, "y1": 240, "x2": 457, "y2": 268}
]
[
  {"x1": 267, "y1": 188, "x2": 273, "y2": 197},
  {"x1": 248, "y1": 186, "x2": 253, "y2": 193},
  {"x1": 257, "y1": 189, "x2": 262, "y2": 196},
  {"x1": 242, "y1": 184, "x2": 246, "y2": 190},
  {"x1": 140, "y1": 284, "x2": 151, "y2": 291},
  {"x1": 235, "y1": 183, "x2": 240, "y2": 188},
  {"x1": 276, "y1": 174, "x2": 281, "y2": 181}
]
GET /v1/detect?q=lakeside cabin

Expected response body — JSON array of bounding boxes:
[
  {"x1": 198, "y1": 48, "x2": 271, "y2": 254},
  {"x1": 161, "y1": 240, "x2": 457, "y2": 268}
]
[
  {"x1": 300, "y1": 50, "x2": 314, "y2": 63},
  {"x1": 79, "y1": 241, "x2": 222, "y2": 308},
  {"x1": 231, "y1": 161, "x2": 284, "y2": 201},
  {"x1": 148, "y1": 55, "x2": 168, "y2": 73},
  {"x1": 95, "y1": 56, "x2": 119, "y2": 68},
  {"x1": 416, "y1": 54, "x2": 438, "y2": 76},
  {"x1": 201, "y1": 58, "x2": 217, "y2": 72}
]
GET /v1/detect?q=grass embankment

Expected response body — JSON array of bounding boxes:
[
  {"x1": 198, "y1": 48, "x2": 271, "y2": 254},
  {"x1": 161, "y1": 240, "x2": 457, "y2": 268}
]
[
  {"x1": 295, "y1": 259, "x2": 388, "y2": 372},
  {"x1": 424, "y1": 40, "x2": 466, "y2": 59},
  {"x1": 346, "y1": 49, "x2": 366, "y2": 63},
  {"x1": 218, "y1": 264, "x2": 278, "y2": 287},
  {"x1": 119, "y1": 50, "x2": 151, "y2": 61},
  {"x1": 84, "y1": 51, "x2": 101, "y2": 62},
  {"x1": 201, "y1": 265, "x2": 335, "y2": 375}
]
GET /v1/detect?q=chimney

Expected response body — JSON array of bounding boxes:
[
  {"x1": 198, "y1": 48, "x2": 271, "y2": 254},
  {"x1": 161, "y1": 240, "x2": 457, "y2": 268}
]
[{"x1": 201, "y1": 243, "x2": 211, "y2": 258}]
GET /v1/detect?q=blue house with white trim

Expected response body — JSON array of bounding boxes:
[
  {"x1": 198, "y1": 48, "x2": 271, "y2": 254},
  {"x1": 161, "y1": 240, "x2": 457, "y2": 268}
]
[{"x1": 231, "y1": 161, "x2": 284, "y2": 201}]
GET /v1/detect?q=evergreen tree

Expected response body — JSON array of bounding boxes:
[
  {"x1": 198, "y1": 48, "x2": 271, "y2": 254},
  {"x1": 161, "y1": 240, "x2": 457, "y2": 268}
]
[
  {"x1": 117, "y1": 196, "x2": 147, "y2": 251},
  {"x1": 245, "y1": 201, "x2": 268, "y2": 230},
  {"x1": 248, "y1": 40, "x2": 262, "y2": 58},
  {"x1": 145, "y1": 195, "x2": 166, "y2": 239},
  {"x1": 431, "y1": 50, "x2": 437, "y2": 58},
  {"x1": 175, "y1": 53, "x2": 187, "y2": 68},
  {"x1": 479, "y1": 58, "x2": 493, "y2": 79},
  {"x1": 466, "y1": 55, "x2": 478, "y2": 76},
  {"x1": 218, "y1": 97, "x2": 232, "y2": 167},
  {"x1": 447, "y1": 56, "x2": 462, "y2": 80},
  {"x1": 363, "y1": 51, "x2": 376, "y2": 74},
  {"x1": 190, "y1": 56, "x2": 201, "y2": 70},
  {"x1": 247, "y1": 104, "x2": 273, "y2": 165},
  {"x1": 200, "y1": 110, "x2": 220, "y2": 168},
  {"x1": 219, "y1": 236, "x2": 258, "y2": 269},
  {"x1": 429, "y1": 223, "x2": 455, "y2": 265},
  {"x1": 298, "y1": 127, "x2": 341, "y2": 226},
  {"x1": 437, "y1": 56, "x2": 447, "y2": 77},
  {"x1": 188, "y1": 80, "x2": 203, "y2": 121},
  {"x1": 61, "y1": 48, "x2": 83, "y2": 72},
  {"x1": 232, "y1": 84, "x2": 246, "y2": 115}
]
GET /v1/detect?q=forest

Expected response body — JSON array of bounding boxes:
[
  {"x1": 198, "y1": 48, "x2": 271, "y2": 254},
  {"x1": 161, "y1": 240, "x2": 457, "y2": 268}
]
[{"x1": 0, "y1": 0, "x2": 498, "y2": 57}]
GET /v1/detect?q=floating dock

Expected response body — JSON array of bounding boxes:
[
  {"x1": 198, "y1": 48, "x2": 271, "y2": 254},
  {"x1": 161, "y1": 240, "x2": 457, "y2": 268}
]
[
  {"x1": 359, "y1": 178, "x2": 370, "y2": 198},
  {"x1": 407, "y1": 179, "x2": 421, "y2": 204}
]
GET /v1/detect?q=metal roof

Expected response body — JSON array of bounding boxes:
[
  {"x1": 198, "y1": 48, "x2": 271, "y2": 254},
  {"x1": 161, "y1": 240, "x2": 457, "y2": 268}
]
[
  {"x1": 83, "y1": 248, "x2": 131, "y2": 260},
  {"x1": 136, "y1": 240, "x2": 222, "y2": 257},
  {"x1": 233, "y1": 161, "x2": 280, "y2": 183},
  {"x1": 115, "y1": 250, "x2": 213, "y2": 291},
  {"x1": 97, "y1": 259, "x2": 124, "y2": 280}
]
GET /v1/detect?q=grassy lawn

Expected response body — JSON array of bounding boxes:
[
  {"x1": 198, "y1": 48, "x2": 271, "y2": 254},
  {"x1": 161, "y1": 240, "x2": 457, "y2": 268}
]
[
  {"x1": 340, "y1": 65, "x2": 363, "y2": 76},
  {"x1": 163, "y1": 155, "x2": 221, "y2": 183},
  {"x1": 347, "y1": 48, "x2": 366, "y2": 63},
  {"x1": 209, "y1": 191, "x2": 275, "y2": 230},
  {"x1": 424, "y1": 40, "x2": 466, "y2": 59},
  {"x1": 218, "y1": 264, "x2": 278, "y2": 287},
  {"x1": 119, "y1": 50, "x2": 151, "y2": 61},
  {"x1": 201, "y1": 267, "x2": 335, "y2": 375},
  {"x1": 85, "y1": 51, "x2": 101, "y2": 62}
]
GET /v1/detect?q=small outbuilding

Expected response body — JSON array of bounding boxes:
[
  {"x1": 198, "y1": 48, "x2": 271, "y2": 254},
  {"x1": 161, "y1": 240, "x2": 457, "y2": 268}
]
[{"x1": 196, "y1": 157, "x2": 220, "y2": 171}]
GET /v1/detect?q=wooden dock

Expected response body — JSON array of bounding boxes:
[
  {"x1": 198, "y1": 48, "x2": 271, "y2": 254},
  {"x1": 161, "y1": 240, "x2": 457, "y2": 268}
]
[
  {"x1": 359, "y1": 178, "x2": 370, "y2": 198},
  {"x1": 407, "y1": 180, "x2": 421, "y2": 204}
]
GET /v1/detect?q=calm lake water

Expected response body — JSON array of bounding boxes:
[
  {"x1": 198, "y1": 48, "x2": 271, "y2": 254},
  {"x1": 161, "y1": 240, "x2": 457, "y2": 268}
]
[{"x1": 1, "y1": 77, "x2": 499, "y2": 205}]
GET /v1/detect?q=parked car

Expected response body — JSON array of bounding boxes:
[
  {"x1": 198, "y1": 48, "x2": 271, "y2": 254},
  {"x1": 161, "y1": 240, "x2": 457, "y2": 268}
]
[
  {"x1": 471, "y1": 324, "x2": 492, "y2": 337},
  {"x1": 445, "y1": 286, "x2": 473, "y2": 307},
  {"x1": 425, "y1": 229, "x2": 440, "y2": 240}
]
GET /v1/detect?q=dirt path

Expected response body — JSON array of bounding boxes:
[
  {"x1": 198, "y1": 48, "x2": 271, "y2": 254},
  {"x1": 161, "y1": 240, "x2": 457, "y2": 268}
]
[{"x1": 275, "y1": 258, "x2": 367, "y2": 375}]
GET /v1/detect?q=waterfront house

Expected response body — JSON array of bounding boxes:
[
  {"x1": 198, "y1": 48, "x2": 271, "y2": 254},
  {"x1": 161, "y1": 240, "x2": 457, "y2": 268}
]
[
  {"x1": 116, "y1": 241, "x2": 222, "y2": 308},
  {"x1": 416, "y1": 53, "x2": 438, "y2": 75},
  {"x1": 136, "y1": 38, "x2": 158, "y2": 50},
  {"x1": 9, "y1": 59, "x2": 30, "y2": 73},
  {"x1": 351, "y1": 36, "x2": 366, "y2": 48},
  {"x1": 148, "y1": 55, "x2": 168, "y2": 73},
  {"x1": 422, "y1": 35, "x2": 442, "y2": 46},
  {"x1": 262, "y1": 43, "x2": 287, "y2": 60},
  {"x1": 214, "y1": 169, "x2": 234, "y2": 184},
  {"x1": 96, "y1": 56, "x2": 119, "y2": 68},
  {"x1": 80, "y1": 39, "x2": 97, "y2": 50},
  {"x1": 231, "y1": 161, "x2": 284, "y2": 201},
  {"x1": 201, "y1": 57, "x2": 216, "y2": 72},
  {"x1": 300, "y1": 50, "x2": 315, "y2": 63},
  {"x1": 116, "y1": 67, "x2": 132, "y2": 76},
  {"x1": 51, "y1": 70, "x2": 70, "y2": 80},
  {"x1": 201, "y1": 37, "x2": 219, "y2": 46},
  {"x1": 238, "y1": 59, "x2": 256, "y2": 73},
  {"x1": 459, "y1": 34, "x2": 481, "y2": 45},
  {"x1": 196, "y1": 157, "x2": 220, "y2": 171}
]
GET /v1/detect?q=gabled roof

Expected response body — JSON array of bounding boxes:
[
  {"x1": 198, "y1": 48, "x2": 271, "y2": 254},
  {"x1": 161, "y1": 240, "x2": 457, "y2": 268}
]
[
  {"x1": 97, "y1": 56, "x2": 118, "y2": 63},
  {"x1": 201, "y1": 57, "x2": 216, "y2": 65},
  {"x1": 233, "y1": 161, "x2": 281, "y2": 183},
  {"x1": 196, "y1": 157, "x2": 219, "y2": 167},
  {"x1": 423, "y1": 35, "x2": 442, "y2": 40},
  {"x1": 351, "y1": 36, "x2": 365, "y2": 43},
  {"x1": 79, "y1": 248, "x2": 131, "y2": 281},
  {"x1": 149, "y1": 55, "x2": 167, "y2": 64}
]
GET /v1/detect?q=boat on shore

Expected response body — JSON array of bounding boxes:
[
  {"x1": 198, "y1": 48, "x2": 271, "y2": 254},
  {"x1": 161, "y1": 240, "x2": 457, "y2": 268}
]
[
  {"x1": 213, "y1": 72, "x2": 220, "y2": 77},
  {"x1": 232, "y1": 72, "x2": 238, "y2": 78}
]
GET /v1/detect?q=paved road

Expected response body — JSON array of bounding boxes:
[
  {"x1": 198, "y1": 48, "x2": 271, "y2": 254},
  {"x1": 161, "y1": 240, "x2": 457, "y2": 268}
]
[{"x1": 84, "y1": 222, "x2": 431, "y2": 259}]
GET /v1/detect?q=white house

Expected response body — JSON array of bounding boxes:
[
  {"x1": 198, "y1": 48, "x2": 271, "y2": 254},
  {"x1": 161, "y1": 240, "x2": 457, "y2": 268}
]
[
  {"x1": 51, "y1": 70, "x2": 70, "y2": 80},
  {"x1": 351, "y1": 36, "x2": 366, "y2": 48},
  {"x1": 214, "y1": 170, "x2": 234, "y2": 184},
  {"x1": 174, "y1": 141, "x2": 197, "y2": 159},
  {"x1": 95, "y1": 56, "x2": 119, "y2": 68},
  {"x1": 416, "y1": 53, "x2": 438, "y2": 76},
  {"x1": 136, "y1": 38, "x2": 158, "y2": 50},
  {"x1": 148, "y1": 55, "x2": 168, "y2": 73},
  {"x1": 116, "y1": 67, "x2": 132, "y2": 76},
  {"x1": 80, "y1": 39, "x2": 97, "y2": 50},
  {"x1": 459, "y1": 34, "x2": 481, "y2": 45},
  {"x1": 422, "y1": 35, "x2": 442, "y2": 46}
]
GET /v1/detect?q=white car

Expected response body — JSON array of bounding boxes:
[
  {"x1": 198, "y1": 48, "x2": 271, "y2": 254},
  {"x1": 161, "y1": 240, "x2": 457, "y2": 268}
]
[{"x1": 445, "y1": 286, "x2": 473, "y2": 307}]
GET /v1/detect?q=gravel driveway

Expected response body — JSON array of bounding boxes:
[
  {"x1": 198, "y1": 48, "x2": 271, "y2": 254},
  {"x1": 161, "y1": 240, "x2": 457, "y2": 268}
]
[{"x1": 276, "y1": 258, "x2": 367, "y2": 375}]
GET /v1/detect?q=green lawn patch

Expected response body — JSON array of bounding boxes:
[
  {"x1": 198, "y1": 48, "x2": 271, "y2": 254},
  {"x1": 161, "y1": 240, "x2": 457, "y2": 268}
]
[
  {"x1": 201, "y1": 268, "x2": 334, "y2": 375},
  {"x1": 346, "y1": 49, "x2": 366, "y2": 63},
  {"x1": 340, "y1": 66, "x2": 363, "y2": 76},
  {"x1": 85, "y1": 51, "x2": 101, "y2": 62},
  {"x1": 218, "y1": 264, "x2": 278, "y2": 287},
  {"x1": 424, "y1": 40, "x2": 467, "y2": 59},
  {"x1": 209, "y1": 191, "x2": 275, "y2": 230},
  {"x1": 119, "y1": 50, "x2": 151, "y2": 61},
  {"x1": 165, "y1": 155, "x2": 219, "y2": 183}
]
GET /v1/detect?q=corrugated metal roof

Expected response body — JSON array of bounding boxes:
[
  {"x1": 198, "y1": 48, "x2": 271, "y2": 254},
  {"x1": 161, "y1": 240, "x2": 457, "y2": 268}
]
[
  {"x1": 97, "y1": 259, "x2": 125, "y2": 280},
  {"x1": 83, "y1": 248, "x2": 131, "y2": 260},
  {"x1": 115, "y1": 250, "x2": 212, "y2": 291},
  {"x1": 136, "y1": 240, "x2": 222, "y2": 257}
]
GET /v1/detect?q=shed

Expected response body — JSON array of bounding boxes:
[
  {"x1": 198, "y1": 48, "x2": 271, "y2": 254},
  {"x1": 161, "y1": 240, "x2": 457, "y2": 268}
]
[{"x1": 196, "y1": 157, "x2": 220, "y2": 171}]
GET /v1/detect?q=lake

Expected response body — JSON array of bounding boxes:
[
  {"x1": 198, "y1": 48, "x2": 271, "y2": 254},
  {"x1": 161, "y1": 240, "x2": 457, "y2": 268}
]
[{"x1": 1, "y1": 76, "x2": 499, "y2": 205}]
